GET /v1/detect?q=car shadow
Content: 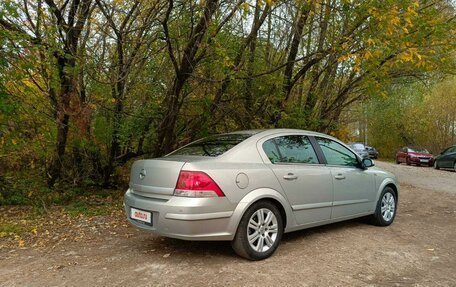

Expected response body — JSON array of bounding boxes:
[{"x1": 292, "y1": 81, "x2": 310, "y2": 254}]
[
  {"x1": 281, "y1": 217, "x2": 370, "y2": 243},
  {"x1": 133, "y1": 217, "x2": 371, "y2": 260},
  {"x1": 135, "y1": 236, "x2": 237, "y2": 259}
]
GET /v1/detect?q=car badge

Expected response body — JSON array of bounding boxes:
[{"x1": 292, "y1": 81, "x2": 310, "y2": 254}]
[{"x1": 139, "y1": 168, "x2": 146, "y2": 180}]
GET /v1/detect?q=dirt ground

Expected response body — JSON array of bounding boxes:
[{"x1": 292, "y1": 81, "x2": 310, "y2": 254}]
[{"x1": 1, "y1": 161, "x2": 455, "y2": 286}]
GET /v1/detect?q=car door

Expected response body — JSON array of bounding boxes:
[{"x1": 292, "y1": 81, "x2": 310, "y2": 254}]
[
  {"x1": 315, "y1": 137, "x2": 375, "y2": 219},
  {"x1": 441, "y1": 147, "x2": 456, "y2": 168},
  {"x1": 261, "y1": 134, "x2": 333, "y2": 226}
]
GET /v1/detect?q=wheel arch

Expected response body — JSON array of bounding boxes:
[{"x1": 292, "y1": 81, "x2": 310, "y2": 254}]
[
  {"x1": 375, "y1": 178, "x2": 400, "y2": 204},
  {"x1": 227, "y1": 188, "x2": 296, "y2": 239},
  {"x1": 385, "y1": 183, "x2": 398, "y2": 200},
  {"x1": 260, "y1": 198, "x2": 287, "y2": 230}
]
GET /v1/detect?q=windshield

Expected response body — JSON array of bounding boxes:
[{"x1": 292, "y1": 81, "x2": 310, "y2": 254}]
[
  {"x1": 168, "y1": 134, "x2": 252, "y2": 157},
  {"x1": 408, "y1": 147, "x2": 428, "y2": 153},
  {"x1": 351, "y1": 143, "x2": 365, "y2": 150}
]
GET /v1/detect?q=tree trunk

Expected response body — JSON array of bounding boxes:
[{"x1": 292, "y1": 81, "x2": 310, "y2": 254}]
[
  {"x1": 244, "y1": 0, "x2": 262, "y2": 127},
  {"x1": 47, "y1": 54, "x2": 76, "y2": 187},
  {"x1": 271, "y1": 4, "x2": 312, "y2": 126},
  {"x1": 154, "y1": 0, "x2": 219, "y2": 156}
]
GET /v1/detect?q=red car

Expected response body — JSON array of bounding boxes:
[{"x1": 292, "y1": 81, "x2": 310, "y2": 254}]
[{"x1": 396, "y1": 147, "x2": 434, "y2": 166}]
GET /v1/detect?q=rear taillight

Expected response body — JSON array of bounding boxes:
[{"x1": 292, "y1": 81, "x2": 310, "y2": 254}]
[{"x1": 174, "y1": 171, "x2": 225, "y2": 197}]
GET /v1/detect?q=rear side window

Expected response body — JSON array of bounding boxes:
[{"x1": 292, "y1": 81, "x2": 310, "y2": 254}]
[
  {"x1": 263, "y1": 135, "x2": 319, "y2": 164},
  {"x1": 317, "y1": 137, "x2": 358, "y2": 167},
  {"x1": 169, "y1": 134, "x2": 252, "y2": 157},
  {"x1": 262, "y1": 139, "x2": 281, "y2": 163}
]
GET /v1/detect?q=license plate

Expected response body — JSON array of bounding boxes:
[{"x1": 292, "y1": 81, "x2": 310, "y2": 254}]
[
  {"x1": 130, "y1": 208, "x2": 152, "y2": 224},
  {"x1": 420, "y1": 159, "x2": 429, "y2": 163}
]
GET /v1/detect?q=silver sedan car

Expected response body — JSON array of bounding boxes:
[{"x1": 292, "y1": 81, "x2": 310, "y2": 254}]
[{"x1": 124, "y1": 129, "x2": 399, "y2": 260}]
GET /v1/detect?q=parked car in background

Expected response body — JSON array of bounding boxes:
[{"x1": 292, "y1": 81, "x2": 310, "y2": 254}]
[
  {"x1": 348, "y1": 143, "x2": 370, "y2": 159},
  {"x1": 396, "y1": 147, "x2": 434, "y2": 166},
  {"x1": 124, "y1": 129, "x2": 399, "y2": 260},
  {"x1": 434, "y1": 145, "x2": 456, "y2": 171},
  {"x1": 365, "y1": 146, "x2": 379, "y2": 159}
]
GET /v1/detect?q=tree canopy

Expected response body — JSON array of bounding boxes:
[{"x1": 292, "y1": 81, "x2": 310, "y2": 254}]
[{"x1": 0, "y1": 0, "x2": 455, "y2": 195}]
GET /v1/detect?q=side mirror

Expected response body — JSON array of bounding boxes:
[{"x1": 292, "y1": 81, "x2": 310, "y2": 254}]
[{"x1": 362, "y1": 158, "x2": 374, "y2": 168}]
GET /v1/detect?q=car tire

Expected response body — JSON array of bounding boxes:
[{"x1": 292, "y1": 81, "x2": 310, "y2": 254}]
[
  {"x1": 434, "y1": 160, "x2": 440, "y2": 170},
  {"x1": 231, "y1": 201, "x2": 283, "y2": 261},
  {"x1": 454, "y1": 161, "x2": 456, "y2": 172},
  {"x1": 370, "y1": 187, "x2": 397, "y2": 226},
  {"x1": 406, "y1": 158, "x2": 411, "y2": 165},
  {"x1": 396, "y1": 158, "x2": 400, "y2": 164}
]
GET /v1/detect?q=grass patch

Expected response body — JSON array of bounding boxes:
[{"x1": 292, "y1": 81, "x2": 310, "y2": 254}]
[
  {"x1": 0, "y1": 222, "x2": 25, "y2": 238},
  {"x1": 65, "y1": 201, "x2": 113, "y2": 217}
]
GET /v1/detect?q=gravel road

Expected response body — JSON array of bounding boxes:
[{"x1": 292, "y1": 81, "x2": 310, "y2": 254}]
[
  {"x1": 375, "y1": 160, "x2": 455, "y2": 193},
  {"x1": 1, "y1": 161, "x2": 455, "y2": 286}
]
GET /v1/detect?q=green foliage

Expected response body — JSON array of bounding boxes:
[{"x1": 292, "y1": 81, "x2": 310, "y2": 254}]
[
  {"x1": 0, "y1": 0, "x2": 455, "y2": 204},
  {"x1": 366, "y1": 77, "x2": 456, "y2": 157},
  {"x1": 0, "y1": 221, "x2": 25, "y2": 238}
]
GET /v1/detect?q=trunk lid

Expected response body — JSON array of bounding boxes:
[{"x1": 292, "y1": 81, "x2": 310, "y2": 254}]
[
  {"x1": 129, "y1": 156, "x2": 213, "y2": 199},
  {"x1": 129, "y1": 158, "x2": 186, "y2": 199}
]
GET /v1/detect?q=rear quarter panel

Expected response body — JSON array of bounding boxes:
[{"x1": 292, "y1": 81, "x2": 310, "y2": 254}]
[
  {"x1": 181, "y1": 161, "x2": 285, "y2": 204},
  {"x1": 181, "y1": 160, "x2": 298, "y2": 232}
]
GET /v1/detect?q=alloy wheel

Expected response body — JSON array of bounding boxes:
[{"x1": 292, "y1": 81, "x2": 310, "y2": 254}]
[
  {"x1": 381, "y1": 192, "x2": 395, "y2": 222},
  {"x1": 247, "y1": 208, "x2": 278, "y2": 253}
]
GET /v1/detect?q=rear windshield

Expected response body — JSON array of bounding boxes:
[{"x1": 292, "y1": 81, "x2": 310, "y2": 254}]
[{"x1": 169, "y1": 134, "x2": 252, "y2": 157}]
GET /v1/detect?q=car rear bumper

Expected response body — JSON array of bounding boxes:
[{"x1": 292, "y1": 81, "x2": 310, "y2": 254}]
[{"x1": 124, "y1": 189, "x2": 237, "y2": 241}]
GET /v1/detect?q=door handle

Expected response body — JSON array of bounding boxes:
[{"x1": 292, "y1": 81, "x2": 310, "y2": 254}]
[
  {"x1": 334, "y1": 174, "x2": 346, "y2": 180},
  {"x1": 283, "y1": 173, "x2": 298, "y2": 180}
]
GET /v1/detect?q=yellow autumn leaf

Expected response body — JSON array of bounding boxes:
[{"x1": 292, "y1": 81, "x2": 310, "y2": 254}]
[
  {"x1": 12, "y1": 139, "x2": 17, "y2": 145},
  {"x1": 241, "y1": 2, "x2": 250, "y2": 14},
  {"x1": 353, "y1": 64, "x2": 360, "y2": 73},
  {"x1": 366, "y1": 38, "x2": 375, "y2": 46}
]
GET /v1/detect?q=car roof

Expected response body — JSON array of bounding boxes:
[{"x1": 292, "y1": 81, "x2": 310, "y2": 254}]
[{"x1": 225, "y1": 128, "x2": 336, "y2": 140}]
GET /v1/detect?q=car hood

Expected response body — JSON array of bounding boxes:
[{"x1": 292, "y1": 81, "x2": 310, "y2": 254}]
[{"x1": 409, "y1": 152, "x2": 433, "y2": 157}]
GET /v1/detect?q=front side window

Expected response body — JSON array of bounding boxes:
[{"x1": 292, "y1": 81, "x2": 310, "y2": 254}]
[
  {"x1": 317, "y1": 137, "x2": 359, "y2": 167},
  {"x1": 444, "y1": 147, "x2": 456, "y2": 154},
  {"x1": 263, "y1": 135, "x2": 319, "y2": 164}
]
